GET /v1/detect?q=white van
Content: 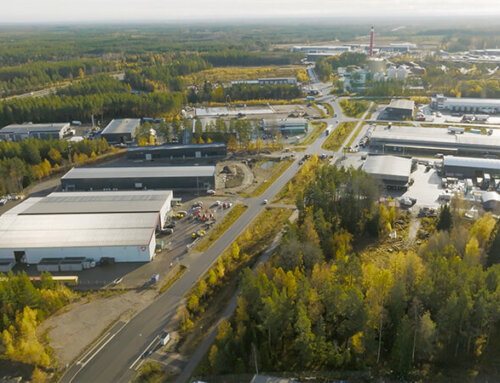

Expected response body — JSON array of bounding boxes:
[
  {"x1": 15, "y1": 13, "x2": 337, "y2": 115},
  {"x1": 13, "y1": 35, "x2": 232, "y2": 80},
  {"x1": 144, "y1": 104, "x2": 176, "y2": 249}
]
[{"x1": 160, "y1": 331, "x2": 170, "y2": 346}]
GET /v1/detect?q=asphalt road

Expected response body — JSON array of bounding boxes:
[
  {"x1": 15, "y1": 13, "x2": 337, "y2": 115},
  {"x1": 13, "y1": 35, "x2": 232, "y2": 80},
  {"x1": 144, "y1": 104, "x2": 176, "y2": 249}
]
[{"x1": 60, "y1": 70, "x2": 350, "y2": 383}]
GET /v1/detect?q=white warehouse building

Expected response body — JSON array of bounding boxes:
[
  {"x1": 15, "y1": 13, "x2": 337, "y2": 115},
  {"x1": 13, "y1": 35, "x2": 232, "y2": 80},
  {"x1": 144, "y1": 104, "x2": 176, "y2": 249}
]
[
  {"x1": 0, "y1": 190, "x2": 173, "y2": 265},
  {"x1": 431, "y1": 95, "x2": 500, "y2": 114}
]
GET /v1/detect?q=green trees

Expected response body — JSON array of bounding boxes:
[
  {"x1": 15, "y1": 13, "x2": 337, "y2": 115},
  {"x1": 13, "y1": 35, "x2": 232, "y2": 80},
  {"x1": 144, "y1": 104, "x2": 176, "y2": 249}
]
[
  {"x1": 0, "y1": 138, "x2": 112, "y2": 194},
  {"x1": 339, "y1": 99, "x2": 370, "y2": 118},
  {"x1": 0, "y1": 272, "x2": 76, "y2": 370},
  {"x1": 437, "y1": 204, "x2": 453, "y2": 231},
  {"x1": 0, "y1": 88, "x2": 186, "y2": 127},
  {"x1": 208, "y1": 165, "x2": 500, "y2": 378},
  {"x1": 0, "y1": 59, "x2": 120, "y2": 97},
  {"x1": 315, "y1": 52, "x2": 367, "y2": 81}
]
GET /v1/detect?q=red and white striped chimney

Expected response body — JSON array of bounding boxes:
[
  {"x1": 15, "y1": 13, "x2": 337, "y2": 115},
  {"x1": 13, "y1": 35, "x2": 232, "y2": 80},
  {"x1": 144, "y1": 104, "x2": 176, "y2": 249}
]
[{"x1": 369, "y1": 26, "x2": 375, "y2": 57}]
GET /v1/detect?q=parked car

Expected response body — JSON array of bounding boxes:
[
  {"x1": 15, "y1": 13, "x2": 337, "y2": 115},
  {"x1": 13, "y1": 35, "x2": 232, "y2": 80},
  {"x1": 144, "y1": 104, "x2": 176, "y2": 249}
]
[
  {"x1": 165, "y1": 222, "x2": 176, "y2": 229},
  {"x1": 206, "y1": 189, "x2": 216, "y2": 195},
  {"x1": 263, "y1": 199, "x2": 268, "y2": 205}
]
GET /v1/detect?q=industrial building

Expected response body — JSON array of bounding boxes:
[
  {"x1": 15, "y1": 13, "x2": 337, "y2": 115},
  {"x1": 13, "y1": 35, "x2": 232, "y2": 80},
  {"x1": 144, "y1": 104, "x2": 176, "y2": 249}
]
[
  {"x1": 0, "y1": 123, "x2": 70, "y2": 141},
  {"x1": 0, "y1": 190, "x2": 174, "y2": 265},
  {"x1": 369, "y1": 126, "x2": 500, "y2": 156},
  {"x1": 431, "y1": 95, "x2": 500, "y2": 114},
  {"x1": 291, "y1": 45, "x2": 351, "y2": 54},
  {"x1": 21, "y1": 190, "x2": 173, "y2": 228},
  {"x1": 261, "y1": 118, "x2": 308, "y2": 135},
  {"x1": 101, "y1": 118, "x2": 141, "y2": 144},
  {"x1": 126, "y1": 143, "x2": 227, "y2": 162},
  {"x1": 61, "y1": 166, "x2": 216, "y2": 192},
  {"x1": 481, "y1": 192, "x2": 500, "y2": 212},
  {"x1": 378, "y1": 99, "x2": 415, "y2": 120},
  {"x1": 442, "y1": 156, "x2": 500, "y2": 178},
  {"x1": 231, "y1": 78, "x2": 297, "y2": 86},
  {"x1": 362, "y1": 155, "x2": 412, "y2": 189}
]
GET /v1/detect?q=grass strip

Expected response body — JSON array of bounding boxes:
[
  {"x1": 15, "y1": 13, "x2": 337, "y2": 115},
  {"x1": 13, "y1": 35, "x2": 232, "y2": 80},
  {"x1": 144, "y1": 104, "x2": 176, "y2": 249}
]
[
  {"x1": 245, "y1": 159, "x2": 293, "y2": 197},
  {"x1": 299, "y1": 121, "x2": 327, "y2": 146},
  {"x1": 321, "y1": 121, "x2": 357, "y2": 152},
  {"x1": 158, "y1": 265, "x2": 187, "y2": 294}
]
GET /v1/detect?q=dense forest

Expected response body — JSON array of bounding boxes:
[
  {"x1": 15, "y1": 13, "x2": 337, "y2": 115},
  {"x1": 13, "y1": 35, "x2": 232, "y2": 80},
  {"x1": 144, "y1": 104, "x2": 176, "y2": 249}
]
[
  {"x1": 0, "y1": 273, "x2": 76, "y2": 381},
  {"x1": 0, "y1": 138, "x2": 112, "y2": 194},
  {"x1": 201, "y1": 50, "x2": 300, "y2": 67},
  {"x1": 188, "y1": 83, "x2": 303, "y2": 103},
  {"x1": 207, "y1": 166, "x2": 500, "y2": 379},
  {"x1": 0, "y1": 59, "x2": 121, "y2": 98},
  {"x1": 125, "y1": 55, "x2": 211, "y2": 92}
]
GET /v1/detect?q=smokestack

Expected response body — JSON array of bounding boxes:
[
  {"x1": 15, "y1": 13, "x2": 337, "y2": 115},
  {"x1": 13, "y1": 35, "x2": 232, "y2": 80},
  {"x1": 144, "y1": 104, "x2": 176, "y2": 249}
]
[{"x1": 369, "y1": 26, "x2": 374, "y2": 57}]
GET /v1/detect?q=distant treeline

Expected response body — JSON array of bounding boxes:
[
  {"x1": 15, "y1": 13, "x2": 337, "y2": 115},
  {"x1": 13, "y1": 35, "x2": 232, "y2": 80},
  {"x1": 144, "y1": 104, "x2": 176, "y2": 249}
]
[
  {"x1": 0, "y1": 89, "x2": 185, "y2": 126},
  {"x1": 201, "y1": 50, "x2": 300, "y2": 67},
  {"x1": 125, "y1": 55, "x2": 211, "y2": 92},
  {"x1": 0, "y1": 59, "x2": 121, "y2": 97},
  {"x1": 188, "y1": 83, "x2": 303, "y2": 103}
]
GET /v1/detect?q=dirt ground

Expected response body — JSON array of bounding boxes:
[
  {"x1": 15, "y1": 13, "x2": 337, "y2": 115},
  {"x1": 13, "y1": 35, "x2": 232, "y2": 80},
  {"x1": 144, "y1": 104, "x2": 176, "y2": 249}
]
[
  {"x1": 38, "y1": 270, "x2": 180, "y2": 366},
  {"x1": 216, "y1": 155, "x2": 285, "y2": 195}
]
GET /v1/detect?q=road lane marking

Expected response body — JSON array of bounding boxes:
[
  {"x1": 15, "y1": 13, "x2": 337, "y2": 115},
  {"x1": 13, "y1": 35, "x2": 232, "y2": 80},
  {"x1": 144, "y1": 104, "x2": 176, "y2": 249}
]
[
  {"x1": 66, "y1": 321, "x2": 127, "y2": 383},
  {"x1": 129, "y1": 335, "x2": 159, "y2": 370}
]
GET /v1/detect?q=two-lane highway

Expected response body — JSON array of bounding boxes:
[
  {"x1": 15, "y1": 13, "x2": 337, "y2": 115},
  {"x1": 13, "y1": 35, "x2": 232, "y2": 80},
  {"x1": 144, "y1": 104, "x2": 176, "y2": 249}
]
[{"x1": 60, "y1": 67, "x2": 349, "y2": 383}]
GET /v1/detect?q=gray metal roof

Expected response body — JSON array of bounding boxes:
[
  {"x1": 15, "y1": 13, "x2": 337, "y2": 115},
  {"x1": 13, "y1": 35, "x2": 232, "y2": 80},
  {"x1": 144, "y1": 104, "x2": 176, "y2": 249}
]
[
  {"x1": 362, "y1": 155, "x2": 412, "y2": 180},
  {"x1": 20, "y1": 190, "x2": 172, "y2": 215},
  {"x1": 388, "y1": 99, "x2": 415, "y2": 110},
  {"x1": 443, "y1": 156, "x2": 500, "y2": 170},
  {"x1": 101, "y1": 119, "x2": 141, "y2": 135},
  {"x1": 371, "y1": 126, "x2": 500, "y2": 149},
  {"x1": 482, "y1": 192, "x2": 500, "y2": 203},
  {"x1": 434, "y1": 96, "x2": 500, "y2": 106},
  {"x1": 0, "y1": 123, "x2": 69, "y2": 133},
  {"x1": 0, "y1": 212, "x2": 157, "y2": 248},
  {"x1": 61, "y1": 166, "x2": 216, "y2": 180}
]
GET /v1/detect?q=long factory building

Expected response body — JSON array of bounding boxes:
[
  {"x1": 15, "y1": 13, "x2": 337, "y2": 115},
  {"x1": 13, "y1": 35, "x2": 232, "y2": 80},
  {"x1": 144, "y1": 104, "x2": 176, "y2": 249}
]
[
  {"x1": 61, "y1": 165, "x2": 216, "y2": 192},
  {"x1": 0, "y1": 190, "x2": 173, "y2": 265},
  {"x1": 126, "y1": 143, "x2": 227, "y2": 162},
  {"x1": 369, "y1": 126, "x2": 500, "y2": 156}
]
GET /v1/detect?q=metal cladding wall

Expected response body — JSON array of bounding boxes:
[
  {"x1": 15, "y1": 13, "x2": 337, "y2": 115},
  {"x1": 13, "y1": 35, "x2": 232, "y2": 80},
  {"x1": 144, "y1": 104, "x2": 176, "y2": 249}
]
[
  {"x1": 102, "y1": 132, "x2": 134, "y2": 144},
  {"x1": 382, "y1": 107, "x2": 413, "y2": 121},
  {"x1": 443, "y1": 165, "x2": 500, "y2": 178},
  {"x1": 62, "y1": 175, "x2": 215, "y2": 192},
  {"x1": 126, "y1": 144, "x2": 227, "y2": 161},
  {"x1": 0, "y1": 241, "x2": 156, "y2": 264}
]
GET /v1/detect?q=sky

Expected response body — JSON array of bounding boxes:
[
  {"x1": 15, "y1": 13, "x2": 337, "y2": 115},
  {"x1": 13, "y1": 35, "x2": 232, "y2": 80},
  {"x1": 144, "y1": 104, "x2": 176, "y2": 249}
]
[{"x1": 2, "y1": 0, "x2": 500, "y2": 23}]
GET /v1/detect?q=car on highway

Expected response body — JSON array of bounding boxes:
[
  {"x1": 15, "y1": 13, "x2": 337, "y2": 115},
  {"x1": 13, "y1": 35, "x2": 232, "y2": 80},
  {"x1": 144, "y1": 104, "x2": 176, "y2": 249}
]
[{"x1": 160, "y1": 331, "x2": 171, "y2": 346}]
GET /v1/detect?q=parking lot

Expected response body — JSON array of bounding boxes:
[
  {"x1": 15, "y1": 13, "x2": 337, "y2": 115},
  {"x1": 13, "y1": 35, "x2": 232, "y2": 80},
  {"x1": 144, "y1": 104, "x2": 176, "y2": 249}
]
[{"x1": 400, "y1": 164, "x2": 443, "y2": 209}]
